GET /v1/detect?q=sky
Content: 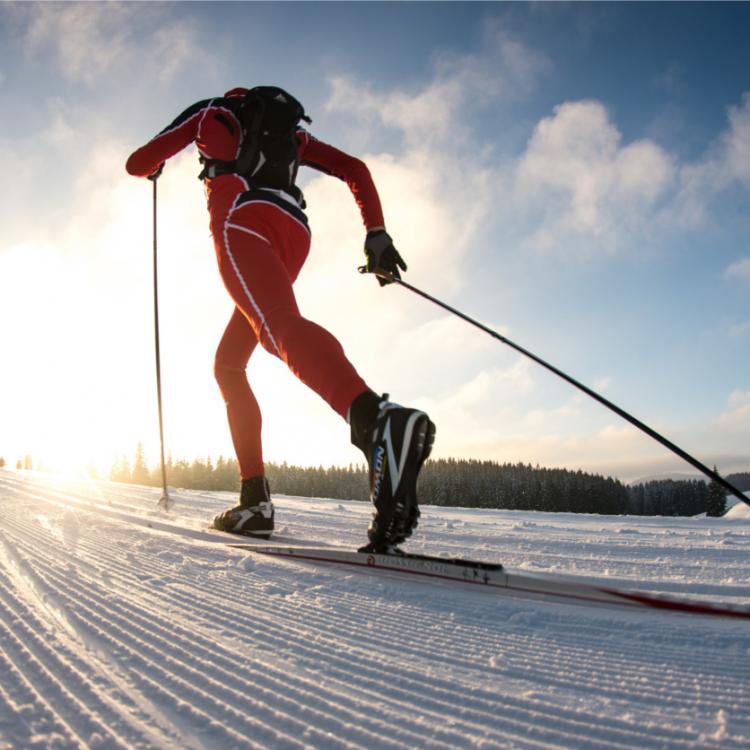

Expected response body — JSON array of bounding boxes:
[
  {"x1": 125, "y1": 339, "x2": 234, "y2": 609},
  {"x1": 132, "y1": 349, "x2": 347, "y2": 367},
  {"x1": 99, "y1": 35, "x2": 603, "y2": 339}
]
[{"x1": 0, "y1": 1, "x2": 748, "y2": 484}]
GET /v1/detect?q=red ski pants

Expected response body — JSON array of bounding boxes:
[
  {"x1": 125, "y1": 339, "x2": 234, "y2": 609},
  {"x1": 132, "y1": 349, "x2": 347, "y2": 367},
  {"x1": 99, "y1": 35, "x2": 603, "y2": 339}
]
[{"x1": 212, "y1": 196, "x2": 369, "y2": 479}]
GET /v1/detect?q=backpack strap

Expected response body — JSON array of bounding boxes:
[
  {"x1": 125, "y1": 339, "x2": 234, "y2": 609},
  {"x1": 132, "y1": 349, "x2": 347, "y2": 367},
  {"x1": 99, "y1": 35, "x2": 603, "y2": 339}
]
[
  {"x1": 234, "y1": 94, "x2": 269, "y2": 176},
  {"x1": 198, "y1": 159, "x2": 307, "y2": 208},
  {"x1": 197, "y1": 88, "x2": 310, "y2": 204}
]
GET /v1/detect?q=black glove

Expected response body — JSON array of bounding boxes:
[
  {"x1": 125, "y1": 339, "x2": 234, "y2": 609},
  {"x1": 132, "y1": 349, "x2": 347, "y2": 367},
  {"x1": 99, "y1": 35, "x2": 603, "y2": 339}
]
[
  {"x1": 361, "y1": 230, "x2": 407, "y2": 286},
  {"x1": 147, "y1": 163, "x2": 164, "y2": 182}
]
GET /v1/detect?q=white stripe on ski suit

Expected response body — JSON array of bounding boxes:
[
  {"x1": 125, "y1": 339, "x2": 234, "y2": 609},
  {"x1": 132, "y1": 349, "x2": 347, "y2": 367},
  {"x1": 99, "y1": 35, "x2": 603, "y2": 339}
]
[
  {"x1": 383, "y1": 410, "x2": 424, "y2": 494},
  {"x1": 226, "y1": 222, "x2": 271, "y2": 244},
  {"x1": 222, "y1": 199, "x2": 283, "y2": 358},
  {"x1": 196, "y1": 99, "x2": 216, "y2": 144},
  {"x1": 236, "y1": 197, "x2": 310, "y2": 234}
]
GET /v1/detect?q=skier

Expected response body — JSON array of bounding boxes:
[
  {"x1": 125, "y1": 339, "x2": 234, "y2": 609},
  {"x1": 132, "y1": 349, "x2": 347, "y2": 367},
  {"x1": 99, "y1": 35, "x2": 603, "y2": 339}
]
[{"x1": 126, "y1": 86, "x2": 435, "y2": 552}]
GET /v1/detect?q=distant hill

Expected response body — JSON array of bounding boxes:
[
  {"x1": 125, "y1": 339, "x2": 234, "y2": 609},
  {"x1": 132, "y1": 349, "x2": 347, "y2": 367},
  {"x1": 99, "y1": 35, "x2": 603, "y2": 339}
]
[
  {"x1": 629, "y1": 472, "x2": 707, "y2": 485},
  {"x1": 629, "y1": 471, "x2": 749, "y2": 490},
  {"x1": 727, "y1": 472, "x2": 750, "y2": 491}
]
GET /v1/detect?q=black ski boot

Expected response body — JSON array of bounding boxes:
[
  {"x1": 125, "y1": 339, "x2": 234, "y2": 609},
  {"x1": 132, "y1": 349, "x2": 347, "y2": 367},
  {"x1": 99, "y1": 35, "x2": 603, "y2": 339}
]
[
  {"x1": 212, "y1": 476, "x2": 274, "y2": 538},
  {"x1": 350, "y1": 391, "x2": 435, "y2": 553}
]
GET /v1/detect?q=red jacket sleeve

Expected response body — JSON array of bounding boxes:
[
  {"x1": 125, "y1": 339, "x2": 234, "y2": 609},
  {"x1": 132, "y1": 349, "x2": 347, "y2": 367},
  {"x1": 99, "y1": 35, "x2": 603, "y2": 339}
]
[
  {"x1": 126, "y1": 99, "x2": 215, "y2": 177},
  {"x1": 298, "y1": 132, "x2": 385, "y2": 231}
]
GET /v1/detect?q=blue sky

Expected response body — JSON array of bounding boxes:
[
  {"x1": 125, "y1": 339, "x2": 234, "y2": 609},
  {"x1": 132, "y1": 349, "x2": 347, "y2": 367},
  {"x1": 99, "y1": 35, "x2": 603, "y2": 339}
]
[{"x1": 1, "y1": 2, "x2": 748, "y2": 483}]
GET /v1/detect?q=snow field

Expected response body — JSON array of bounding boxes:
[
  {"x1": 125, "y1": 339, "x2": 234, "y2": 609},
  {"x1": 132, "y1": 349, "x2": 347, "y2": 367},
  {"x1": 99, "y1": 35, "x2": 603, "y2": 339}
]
[{"x1": 1, "y1": 469, "x2": 749, "y2": 749}]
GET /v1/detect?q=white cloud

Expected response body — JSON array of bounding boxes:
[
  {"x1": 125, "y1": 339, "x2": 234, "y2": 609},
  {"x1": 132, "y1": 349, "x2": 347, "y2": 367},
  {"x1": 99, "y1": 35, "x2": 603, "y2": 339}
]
[
  {"x1": 300, "y1": 36, "x2": 543, "y2": 406},
  {"x1": 720, "y1": 92, "x2": 750, "y2": 187},
  {"x1": 674, "y1": 92, "x2": 750, "y2": 226},
  {"x1": 726, "y1": 257, "x2": 750, "y2": 284},
  {"x1": 414, "y1": 360, "x2": 538, "y2": 458},
  {"x1": 326, "y1": 19, "x2": 548, "y2": 151},
  {"x1": 41, "y1": 97, "x2": 77, "y2": 145},
  {"x1": 717, "y1": 390, "x2": 750, "y2": 429},
  {"x1": 511, "y1": 92, "x2": 750, "y2": 254},
  {"x1": 514, "y1": 100, "x2": 676, "y2": 251},
  {"x1": 423, "y1": 410, "x2": 669, "y2": 476},
  {"x1": 25, "y1": 3, "x2": 131, "y2": 84},
  {"x1": 22, "y1": 3, "x2": 203, "y2": 86},
  {"x1": 317, "y1": 27, "x2": 544, "y2": 296}
]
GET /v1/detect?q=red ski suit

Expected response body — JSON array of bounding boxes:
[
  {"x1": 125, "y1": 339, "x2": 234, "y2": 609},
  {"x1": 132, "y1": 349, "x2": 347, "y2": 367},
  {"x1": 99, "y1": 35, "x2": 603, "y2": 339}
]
[{"x1": 126, "y1": 89, "x2": 383, "y2": 478}]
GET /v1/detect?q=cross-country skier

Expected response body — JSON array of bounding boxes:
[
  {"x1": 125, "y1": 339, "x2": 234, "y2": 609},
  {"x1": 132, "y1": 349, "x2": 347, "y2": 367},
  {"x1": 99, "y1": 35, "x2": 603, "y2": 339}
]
[{"x1": 126, "y1": 86, "x2": 435, "y2": 552}]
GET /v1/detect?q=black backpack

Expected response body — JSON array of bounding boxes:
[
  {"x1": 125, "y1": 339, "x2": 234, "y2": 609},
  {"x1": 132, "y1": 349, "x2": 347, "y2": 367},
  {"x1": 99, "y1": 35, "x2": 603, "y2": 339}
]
[{"x1": 200, "y1": 86, "x2": 311, "y2": 192}]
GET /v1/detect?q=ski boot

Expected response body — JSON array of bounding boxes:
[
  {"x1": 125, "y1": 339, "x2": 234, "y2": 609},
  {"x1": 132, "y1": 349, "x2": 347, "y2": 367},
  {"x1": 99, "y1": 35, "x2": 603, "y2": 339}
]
[
  {"x1": 212, "y1": 476, "x2": 274, "y2": 538},
  {"x1": 350, "y1": 391, "x2": 435, "y2": 553}
]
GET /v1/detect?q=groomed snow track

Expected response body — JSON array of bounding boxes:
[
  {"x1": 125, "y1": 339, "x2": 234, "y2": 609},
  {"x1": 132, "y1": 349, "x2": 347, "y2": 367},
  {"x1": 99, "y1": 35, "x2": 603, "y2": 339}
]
[{"x1": 1, "y1": 470, "x2": 749, "y2": 749}]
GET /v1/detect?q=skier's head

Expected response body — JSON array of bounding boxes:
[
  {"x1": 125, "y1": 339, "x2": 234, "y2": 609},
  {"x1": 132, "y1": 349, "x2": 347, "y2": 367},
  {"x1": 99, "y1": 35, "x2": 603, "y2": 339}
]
[{"x1": 224, "y1": 87, "x2": 250, "y2": 98}]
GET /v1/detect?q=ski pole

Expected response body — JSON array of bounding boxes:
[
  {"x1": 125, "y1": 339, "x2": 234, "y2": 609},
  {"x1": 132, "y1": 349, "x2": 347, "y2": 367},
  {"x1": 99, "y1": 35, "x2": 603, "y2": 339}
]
[
  {"x1": 374, "y1": 271, "x2": 749, "y2": 509},
  {"x1": 149, "y1": 170, "x2": 172, "y2": 511}
]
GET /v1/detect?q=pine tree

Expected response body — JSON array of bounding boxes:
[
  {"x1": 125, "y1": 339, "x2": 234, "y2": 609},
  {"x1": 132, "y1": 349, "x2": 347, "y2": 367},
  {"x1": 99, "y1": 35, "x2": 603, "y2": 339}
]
[
  {"x1": 110, "y1": 455, "x2": 132, "y2": 483},
  {"x1": 132, "y1": 443, "x2": 150, "y2": 485},
  {"x1": 706, "y1": 467, "x2": 727, "y2": 517}
]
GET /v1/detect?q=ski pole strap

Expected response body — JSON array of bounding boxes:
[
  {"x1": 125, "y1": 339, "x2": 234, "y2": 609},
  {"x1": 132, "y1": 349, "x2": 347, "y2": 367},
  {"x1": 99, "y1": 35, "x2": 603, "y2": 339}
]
[{"x1": 381, "y1": 272, "x2": 749, "y2": 509}]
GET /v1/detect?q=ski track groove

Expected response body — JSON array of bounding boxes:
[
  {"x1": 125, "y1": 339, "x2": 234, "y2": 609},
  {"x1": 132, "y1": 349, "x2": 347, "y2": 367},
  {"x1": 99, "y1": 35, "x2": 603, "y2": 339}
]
[
  {"x1": 0, "y1": 525, "x2": 277, "y2": 750},
  {"x1": 1, "y1": 525, "x2": 205, "y2": 750},
  {"x1": 1, "y1": 513, "x2": 317, "y2": 750},
  {"x1": 2, "y1": 472, "x2": 749, "y2": 749},
  {"x1": 4, "y1": 543, "x2": 738, "y2": 750},
  {"x1": 206, "y1": 560, "x2": 744, "y2": 721},
  {"x1": 0, "y1": 516, "x2": 568, "y2": 747},
  {"x1": 0, "y1": 623, "x2": 88, "y2": 750},
  {"x1": 5, "y1": 482, "x2": 750, "y2": 748},
  {"x1": 5, "y1": 502, "x2": 732, "y2": 725},
  {"x1": 0, "y1": 558, "x2": 133, "y2": 749},
  {"x1": 2, "y1": 513, "x2": 492, "y2": 750},
  {"x1": 2, "y1": 543, "x2": 400, "y2": 750}
]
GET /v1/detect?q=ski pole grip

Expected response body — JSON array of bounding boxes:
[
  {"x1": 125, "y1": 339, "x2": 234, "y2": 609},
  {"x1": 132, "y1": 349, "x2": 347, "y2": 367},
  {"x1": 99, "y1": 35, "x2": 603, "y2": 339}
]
[{"x1": 358, "y1": 265, "x2": 396, "y2": 284}]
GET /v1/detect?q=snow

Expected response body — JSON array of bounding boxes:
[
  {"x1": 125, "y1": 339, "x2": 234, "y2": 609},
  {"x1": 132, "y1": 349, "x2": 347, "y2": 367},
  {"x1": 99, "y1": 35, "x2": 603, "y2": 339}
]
[
  {"x1": 1, "y1": 469, "x2": 749, "y2": 750},
  {"x1": 725, "y1": 496, "x2": 750, "y2": 519}
]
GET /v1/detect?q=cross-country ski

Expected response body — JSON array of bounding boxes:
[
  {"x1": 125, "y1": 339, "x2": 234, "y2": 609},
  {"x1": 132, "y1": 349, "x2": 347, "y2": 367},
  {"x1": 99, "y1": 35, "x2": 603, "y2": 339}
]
[{"x1": 232, "y1": 543, "x2": 750, "y2": 619}]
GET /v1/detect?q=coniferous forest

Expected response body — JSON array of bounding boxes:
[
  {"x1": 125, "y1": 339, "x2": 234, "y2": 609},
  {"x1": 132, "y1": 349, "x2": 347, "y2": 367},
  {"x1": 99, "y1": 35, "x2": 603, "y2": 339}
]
[{"x1": 103, "y1": 444, "x2": 747, "y2": 517}]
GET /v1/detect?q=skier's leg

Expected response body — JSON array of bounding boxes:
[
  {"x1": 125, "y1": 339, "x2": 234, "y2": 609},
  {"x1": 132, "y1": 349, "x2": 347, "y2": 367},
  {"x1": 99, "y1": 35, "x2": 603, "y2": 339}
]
[
  {"x1": 218, "y1": 223, "x2": 369, "y2": 419},
  {"x1": 214, "y1": 307, "x2": 263, "y2": 480},
  {"x1": 213, "y1": 308, "x2": 274, "y2": 537},
  {"x1": 216, "y1": 204, "x2": 435, "y2": 548}
]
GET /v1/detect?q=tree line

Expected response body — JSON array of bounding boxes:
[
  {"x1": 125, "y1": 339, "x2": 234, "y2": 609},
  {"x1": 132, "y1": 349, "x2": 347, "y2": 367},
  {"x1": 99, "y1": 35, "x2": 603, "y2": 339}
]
[{"x1": 106, "y1": 444, "x2": 739, "y2": 517}]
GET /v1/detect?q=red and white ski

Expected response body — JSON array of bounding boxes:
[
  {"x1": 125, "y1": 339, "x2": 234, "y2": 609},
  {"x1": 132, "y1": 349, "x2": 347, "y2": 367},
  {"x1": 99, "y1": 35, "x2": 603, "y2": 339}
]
[{"x1": 229, "y1": 544, "x2": 750, "y2": 620}]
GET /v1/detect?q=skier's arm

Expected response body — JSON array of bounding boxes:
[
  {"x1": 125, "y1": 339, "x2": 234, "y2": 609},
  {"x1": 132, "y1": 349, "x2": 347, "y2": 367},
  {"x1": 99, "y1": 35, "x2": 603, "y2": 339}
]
[
  {"x1": 126, "y1": 99, "x2": 214, "y2": 178},
  {"x1": 299, "y1": 132, "x2": 406, "y2": 285},
  {"x1": 298, "y1": 132, "x2": 385, "y2": 231}
]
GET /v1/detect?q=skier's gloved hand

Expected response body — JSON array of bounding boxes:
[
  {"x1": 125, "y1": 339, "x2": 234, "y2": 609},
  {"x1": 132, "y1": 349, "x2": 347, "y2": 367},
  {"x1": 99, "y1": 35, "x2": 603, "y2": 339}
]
[
  {"x1": 147, "y1": 163, "x2": 164, "y2": 182},
  {"x1": 361, "y1": 230, "x2": 407, "y2": 286}
]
